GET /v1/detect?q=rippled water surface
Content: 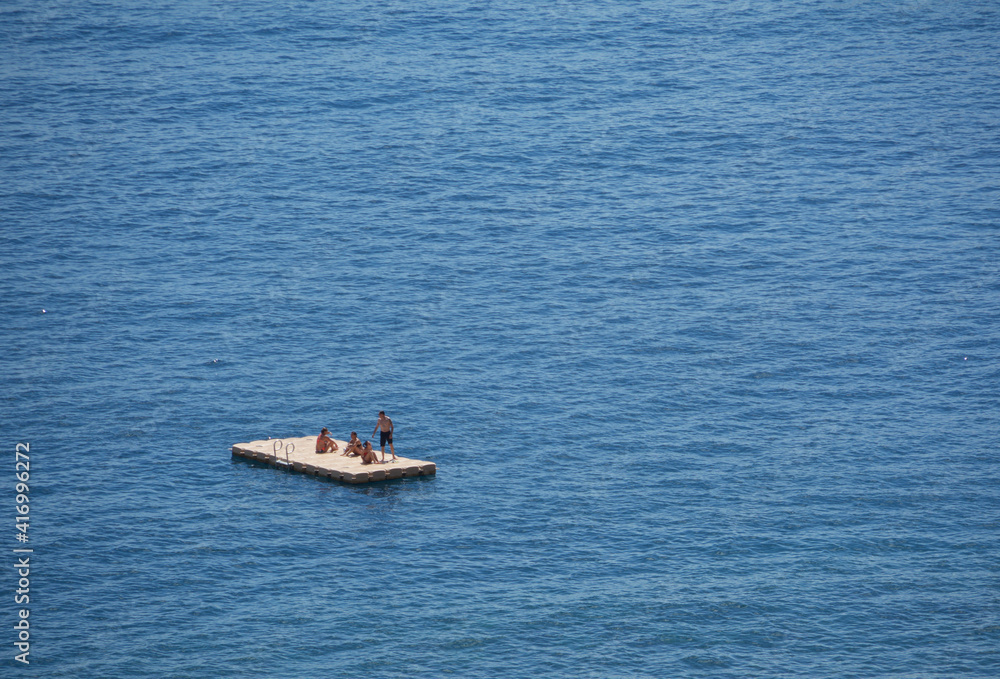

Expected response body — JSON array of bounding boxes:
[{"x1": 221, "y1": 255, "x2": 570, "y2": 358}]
[{"x1": 2, "y1": 1, "x2": 999, "y2": 676}]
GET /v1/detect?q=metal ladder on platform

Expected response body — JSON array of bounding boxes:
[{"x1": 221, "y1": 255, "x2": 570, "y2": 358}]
[{"x1": 273, "y1": 439, "x2": 295, "y2": 470}]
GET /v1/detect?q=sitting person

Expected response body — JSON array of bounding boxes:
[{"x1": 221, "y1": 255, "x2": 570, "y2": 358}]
[
  {"x1": 358, "y1": 441, "x2": 379, "y2": 465},
  {"x1": 315, "y1": 428, "x2": 339, "y2": 454},
  {"x1": 342, "y1": 431, "x2": 363, "y2": 457}
]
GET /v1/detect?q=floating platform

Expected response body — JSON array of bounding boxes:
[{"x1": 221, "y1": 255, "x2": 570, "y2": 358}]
[{"x1": 231, "y1": 436, "x2": 436, "y2": 484}]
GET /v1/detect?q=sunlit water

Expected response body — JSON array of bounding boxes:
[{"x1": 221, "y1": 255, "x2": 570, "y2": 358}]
[{"x1": 2, "y1": 1, "x2": 999, "y2": 676}]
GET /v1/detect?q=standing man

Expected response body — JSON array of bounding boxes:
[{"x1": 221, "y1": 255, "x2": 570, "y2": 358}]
[{"x1": 373, "y1": 410, "x2": 396, "y2": 462}]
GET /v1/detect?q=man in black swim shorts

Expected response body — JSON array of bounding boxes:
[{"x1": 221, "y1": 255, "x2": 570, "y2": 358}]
[{"x1": 372, "y1": 410, "x2": 396, "y2": 462}]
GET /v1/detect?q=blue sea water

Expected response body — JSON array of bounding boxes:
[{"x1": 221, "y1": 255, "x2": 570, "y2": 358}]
[{"x1": 2, "y1": 0, "x2": 999, "y2": 676}]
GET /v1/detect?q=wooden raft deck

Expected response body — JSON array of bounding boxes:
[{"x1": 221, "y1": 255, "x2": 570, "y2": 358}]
[{"x1": 231, "y1": 436, "x2": 436, "y2": 484}]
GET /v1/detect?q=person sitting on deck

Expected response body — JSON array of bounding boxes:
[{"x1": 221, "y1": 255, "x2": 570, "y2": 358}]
[
  {"x1": 343, "y1": 432, "x2": 363, "y2": 457},
  {"x1": 358, "y1": 441, "x2": 379, "y2": 465},
  {"x1": 315, "y1": 428, "x2": 339, "y2": 454}
]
